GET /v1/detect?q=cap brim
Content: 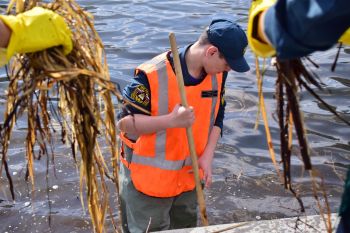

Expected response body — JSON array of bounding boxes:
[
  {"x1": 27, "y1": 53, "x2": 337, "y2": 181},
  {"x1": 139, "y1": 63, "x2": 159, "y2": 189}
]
[{"x1": 227, "y1": 56, "x2": 250, "y2": 73}]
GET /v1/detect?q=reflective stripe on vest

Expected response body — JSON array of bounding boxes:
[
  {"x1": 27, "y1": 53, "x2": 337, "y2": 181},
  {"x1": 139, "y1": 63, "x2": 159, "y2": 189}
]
[{"x1": 121, "y1": 52, "x2": 223, "y2": 197}]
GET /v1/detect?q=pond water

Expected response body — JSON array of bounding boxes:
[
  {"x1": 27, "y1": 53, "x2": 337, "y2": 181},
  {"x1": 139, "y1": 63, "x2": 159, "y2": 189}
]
[{"x1": 0, "y1": 1, "x2": 349, "y2": 232}]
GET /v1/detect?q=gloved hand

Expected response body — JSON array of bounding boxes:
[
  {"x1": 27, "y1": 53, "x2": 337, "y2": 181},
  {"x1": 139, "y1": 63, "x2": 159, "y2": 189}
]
[
  {"x1": 0, "y1": 7, "x2": 72, "y2": 62},
  {"x1": 339, "y1": 28, "x2": 350, "y2": 46},
  {"x1": 247, "y1": 0, "x2": 276, "y2": 57}
]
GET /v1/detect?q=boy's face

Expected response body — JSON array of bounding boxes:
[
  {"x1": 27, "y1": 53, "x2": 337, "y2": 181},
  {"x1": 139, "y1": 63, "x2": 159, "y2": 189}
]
[{"x1": 203, "y1": 46, "x2": 231, "y2": 75}]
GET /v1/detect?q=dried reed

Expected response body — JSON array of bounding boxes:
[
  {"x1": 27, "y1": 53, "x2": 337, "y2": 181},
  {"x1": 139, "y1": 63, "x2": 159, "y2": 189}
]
[{"x1": 0, "y1": 0, "x2": 141, "y2": 232}]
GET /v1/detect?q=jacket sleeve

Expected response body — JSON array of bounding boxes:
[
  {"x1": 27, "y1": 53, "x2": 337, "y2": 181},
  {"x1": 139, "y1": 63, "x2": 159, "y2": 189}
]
[
  {"x1": 264, "y1": 0, "x2": 350, "y2": 59},
  {"x1": 118, "y1": 71, "x2": 151, "y2": 119},
  {"x1": 214, "y1": 72, "x2": 227, "y2": 136},
  {"x1": 339, "y1": 168, "x2": 350, "y2": 217}
]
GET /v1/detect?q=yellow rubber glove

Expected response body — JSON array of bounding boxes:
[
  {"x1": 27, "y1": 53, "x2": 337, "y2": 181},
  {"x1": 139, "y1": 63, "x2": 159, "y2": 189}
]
[
  {"x1": 247, "y1": 0, "x2": 276, "y2": 57},
  {"x1": 339, "y1": 28, "x2": 350, "y2": 46},
  {"x1": 0, "y1": 7, "x2": 72, "y2": 62}
]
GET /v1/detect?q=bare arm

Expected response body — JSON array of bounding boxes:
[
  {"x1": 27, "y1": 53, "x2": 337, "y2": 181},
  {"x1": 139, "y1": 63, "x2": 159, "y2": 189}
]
[
  {"x1": 0, "y1": 19, "x2": 11, "y2": 48},
  {"x1": 198, "y1": 125, "x2": 221, "y2": 188},
  {"x1": 117, "y1": 104, "x2": 195, "y2": 135}
]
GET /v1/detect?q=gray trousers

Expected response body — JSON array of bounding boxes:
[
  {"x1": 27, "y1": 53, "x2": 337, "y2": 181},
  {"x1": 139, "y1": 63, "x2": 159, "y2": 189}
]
[{"x1": 119, "y1": 147, "x2": 198, "y2": 233}]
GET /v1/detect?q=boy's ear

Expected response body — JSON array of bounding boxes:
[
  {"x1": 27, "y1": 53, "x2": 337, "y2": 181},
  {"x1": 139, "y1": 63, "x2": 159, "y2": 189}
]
[{"x1": 206, "y1": 45, "x2": 219, "y2": 56}]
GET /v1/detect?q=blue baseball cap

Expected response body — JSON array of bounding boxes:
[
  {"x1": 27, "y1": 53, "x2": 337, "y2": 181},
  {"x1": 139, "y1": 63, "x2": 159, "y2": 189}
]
[{"x1": 207, "y1": 16, "x2": 250, "y2": 72}]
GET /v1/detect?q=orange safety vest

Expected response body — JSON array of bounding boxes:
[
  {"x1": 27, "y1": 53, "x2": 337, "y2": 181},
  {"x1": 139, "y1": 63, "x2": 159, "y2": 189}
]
[{"x1": 120, "y1": 52, "x2": 223, "y2": 197}]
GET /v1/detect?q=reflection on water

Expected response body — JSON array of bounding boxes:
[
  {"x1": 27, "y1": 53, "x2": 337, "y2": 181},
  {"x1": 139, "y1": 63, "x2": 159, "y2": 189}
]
[{"x1": 0, "y1": 0, "x2": 349, "y2": 232}]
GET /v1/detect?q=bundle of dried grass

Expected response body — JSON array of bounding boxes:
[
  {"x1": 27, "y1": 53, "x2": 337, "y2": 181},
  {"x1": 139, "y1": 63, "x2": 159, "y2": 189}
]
[
  {"x1": 255, "y1": 56, "x2": 350, "y2": 233},
  {"x1": 0, "y1": 0, "x2": 131, "y2": 232}
]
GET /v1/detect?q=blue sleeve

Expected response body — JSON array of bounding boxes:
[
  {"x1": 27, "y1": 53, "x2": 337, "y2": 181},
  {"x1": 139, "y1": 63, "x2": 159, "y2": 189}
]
[
  {"x1": 264, "y1": 0, "x2": 350, "y2": 59},
  {"x1": 119, "y1": 71, "x2": 151, "y2": 119},
  {"x1": 339, "y1": 168, "x2": 350, "y2": 217},
  {"x1": 214, "y1": 72, "x2": 227, "y2": 135}
]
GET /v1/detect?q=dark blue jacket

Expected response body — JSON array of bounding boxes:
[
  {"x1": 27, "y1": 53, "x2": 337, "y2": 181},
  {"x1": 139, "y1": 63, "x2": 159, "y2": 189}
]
[{"x1": 264, "y1": 0, "x2": 350, "y2": 59}]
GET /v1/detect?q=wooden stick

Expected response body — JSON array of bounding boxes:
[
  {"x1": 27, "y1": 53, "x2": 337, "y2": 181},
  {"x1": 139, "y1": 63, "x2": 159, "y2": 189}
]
[{"x1": 169, "y1": 32, "x2": 209, "y2": 226}]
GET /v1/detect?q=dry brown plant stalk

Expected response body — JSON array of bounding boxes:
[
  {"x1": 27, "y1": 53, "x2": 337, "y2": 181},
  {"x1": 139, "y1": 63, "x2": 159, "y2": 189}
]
[{"x1": 0, "y1": 0, "x2": 133, "y2": 232}]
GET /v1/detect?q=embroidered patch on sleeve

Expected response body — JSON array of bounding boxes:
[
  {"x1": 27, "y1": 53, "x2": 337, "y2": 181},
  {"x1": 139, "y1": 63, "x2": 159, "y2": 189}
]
[
  {"x1": 130, "y1": 85, "x2": 150, "y2": 107},
  {"x1": 221, "y1": 87, "x2": 225, "y2": 105}
]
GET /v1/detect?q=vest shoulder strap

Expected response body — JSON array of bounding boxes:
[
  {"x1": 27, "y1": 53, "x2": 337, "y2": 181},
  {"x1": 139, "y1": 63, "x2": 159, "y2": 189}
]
[{"x1": 135, "y1": 52, "x2": 168, "y2": 75}]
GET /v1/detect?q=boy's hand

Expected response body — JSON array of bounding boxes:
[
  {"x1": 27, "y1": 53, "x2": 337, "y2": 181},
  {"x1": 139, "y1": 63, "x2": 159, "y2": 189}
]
[
  {"x1": 198, "y1": 151, "x2": 213, "y2": 188},
  {"x1": 0, "y1": 7, "x2": 72, "y2": 61},
  {"x1": 169, "y1": 104, "x2": 195, "y2": 128}
]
